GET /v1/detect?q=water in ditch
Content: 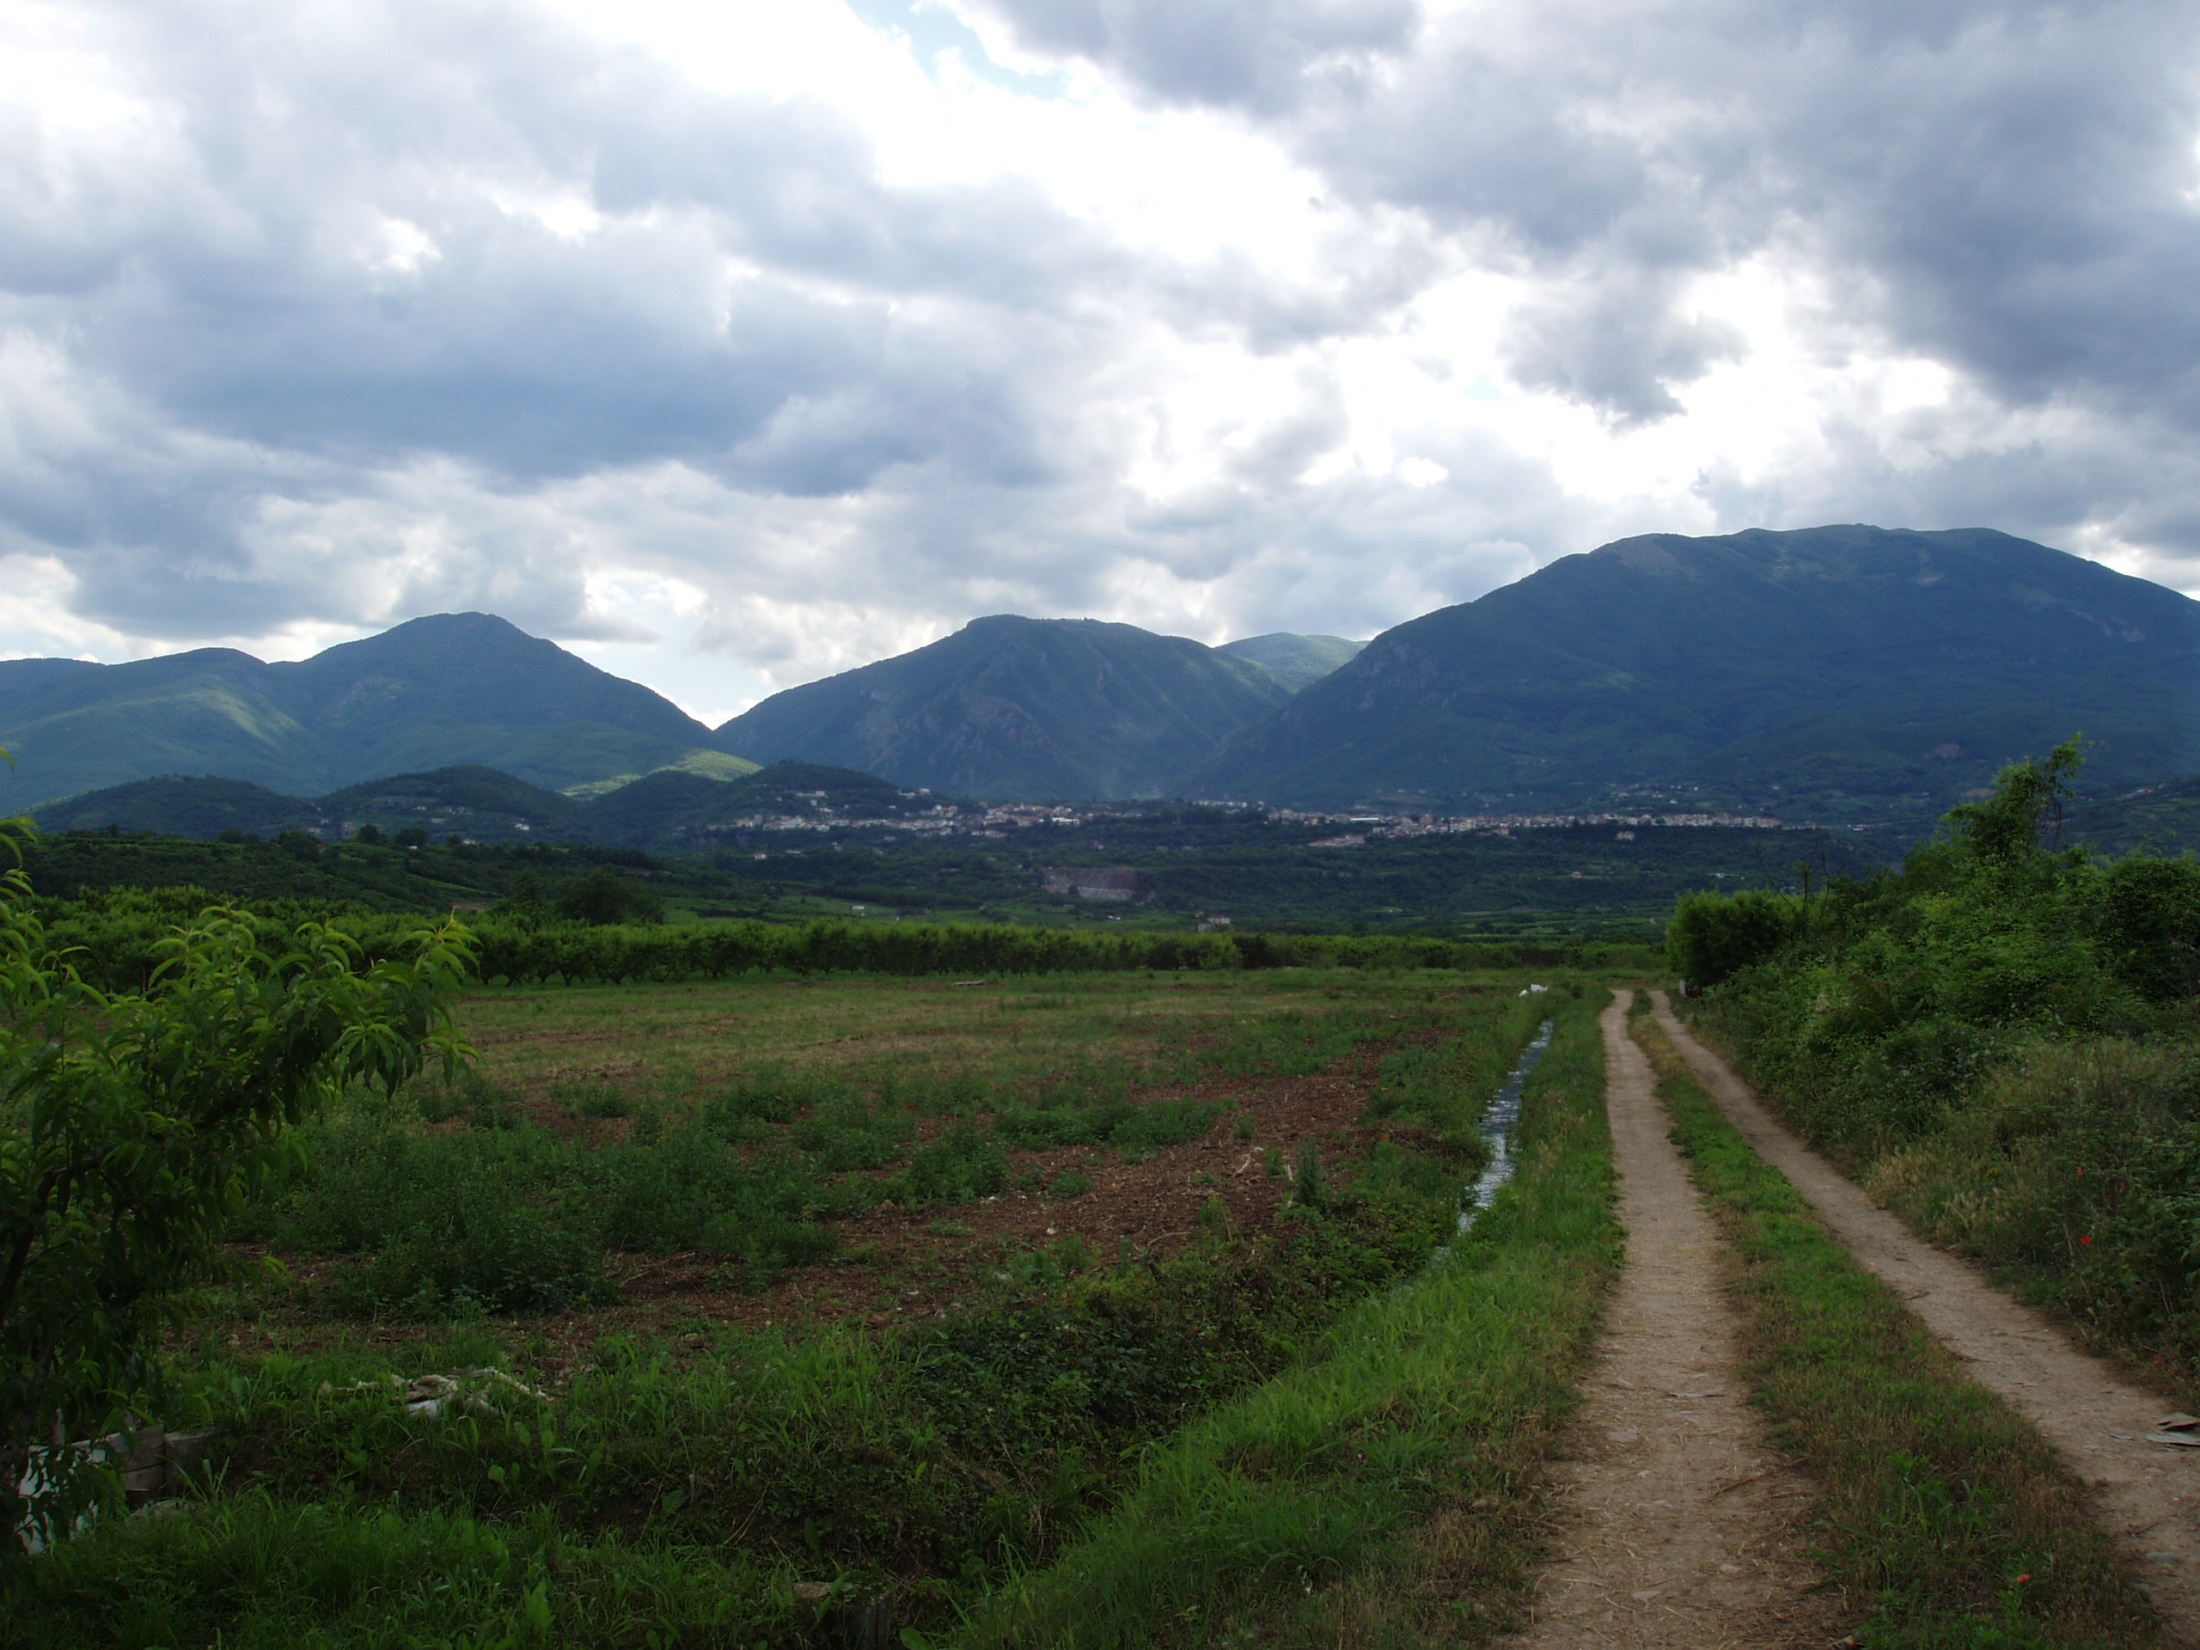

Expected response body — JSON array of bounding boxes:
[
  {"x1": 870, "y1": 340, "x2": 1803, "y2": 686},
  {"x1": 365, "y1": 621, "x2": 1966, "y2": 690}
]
[{"x1": 1449, "y1": 1016, "x2": 1554, "y2": 1243}]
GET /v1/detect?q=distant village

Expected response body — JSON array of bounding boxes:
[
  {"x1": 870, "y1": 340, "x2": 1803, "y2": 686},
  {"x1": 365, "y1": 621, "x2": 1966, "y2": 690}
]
[{"x1": 707, "y1": 793, "x2": 1792, "y2": 844}]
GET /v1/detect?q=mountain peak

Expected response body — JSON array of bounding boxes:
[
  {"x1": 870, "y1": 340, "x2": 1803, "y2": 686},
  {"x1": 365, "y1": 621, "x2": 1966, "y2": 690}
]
[
  {"x1": 0, "y1": 613, "x2": 722, "y2": 807},
  {"x1": 716, "y1": 614, "x2": 1290, "y2": 800},
  {"x1": 1193, "y1": 524, "x2": 2200, "y2": 821}
]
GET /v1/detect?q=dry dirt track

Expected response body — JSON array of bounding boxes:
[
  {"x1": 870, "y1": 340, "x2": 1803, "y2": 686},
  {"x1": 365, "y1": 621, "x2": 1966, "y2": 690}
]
[
  {"x1": 1652, "y1": 991, "x2": 2200, "y2": 1644},
  {"x1": 1503, "y1": 993, "x2": 1845, "y2": 1648}
]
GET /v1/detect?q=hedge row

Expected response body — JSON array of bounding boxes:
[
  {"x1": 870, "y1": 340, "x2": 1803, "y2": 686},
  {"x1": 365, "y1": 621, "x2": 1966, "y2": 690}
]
[{"x1": 38, "y1": 888, "x2": 1643, "y2": 992}]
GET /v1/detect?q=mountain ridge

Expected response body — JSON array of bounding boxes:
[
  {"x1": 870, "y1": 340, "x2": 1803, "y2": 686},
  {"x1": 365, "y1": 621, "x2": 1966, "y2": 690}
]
[
  {"x1": 1190, "y1": 524, "x2": 2200, "y2": 821},
  {"x1": 1215, "y1": 633, "x2": 1364, "y2": 691},
  {"x1": 7, "y1": 527, "x2": 2195, "y2": 821},
  {"x1": 0, "y1": 614, "x2": 731, "y2": 808},
  {"x1": 713, "y1": 614, "x2": 1292, "y2": 801}
]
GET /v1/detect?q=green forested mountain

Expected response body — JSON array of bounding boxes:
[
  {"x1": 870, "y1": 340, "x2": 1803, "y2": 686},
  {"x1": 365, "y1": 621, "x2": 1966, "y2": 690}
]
[
  {"x1": 32, "y1": 776, "x2": 328, "y2": 839},
  {"x1": 1215, "y1": 633, "x2": 1365, "y2": 691},
  {"x1": 0, "y1": 614, "x2": 724, "y2": 808},
  {"x1": 1192, "y1": 526, "x2": 2200, "y2": 824},
  {"x1": 713, "y1": 615, "x2": 1292, "y2": 800},
  {"x1": 11, "y1": 530, "x2": 2196, "y2": 823}
]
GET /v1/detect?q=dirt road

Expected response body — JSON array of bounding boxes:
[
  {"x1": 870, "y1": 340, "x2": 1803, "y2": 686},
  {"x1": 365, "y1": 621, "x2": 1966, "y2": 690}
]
[
  {"x1": 1652, "y1": 992, "x2": 2200, "y2": 1642},
  {"x1": 1504, "y1": 993, "x2": 1844, "y2": 1648}
]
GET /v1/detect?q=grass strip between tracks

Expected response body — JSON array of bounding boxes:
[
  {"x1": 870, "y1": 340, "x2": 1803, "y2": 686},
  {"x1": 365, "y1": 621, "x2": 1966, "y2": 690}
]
[
  {"x1": 1634, "y1": 1008, "x2": 2162, "y2": 1650},
  {"x1": 958, "y1": 990, "x2": 1620, "y2": 1650}
]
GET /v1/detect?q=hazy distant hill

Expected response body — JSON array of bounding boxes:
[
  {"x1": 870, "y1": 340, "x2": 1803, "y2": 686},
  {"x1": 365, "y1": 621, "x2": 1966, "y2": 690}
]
[
  {"x1": 33, "y1": 776, "x2": 327, "y2": 840},
  {"x1": 586, "y1": 762, "x2": 931, "y2": 847},
  {"x1": 1192, "y1": 525, "x2": 2200, "y2": 821},
  {"x1": 1216, "y1": 633, "x2": 1365, "y2": 692},
  {"x1": 315, "y1": 766, "x2": 592, "y2": 842},
  {"x1": 36, "y1": 760, "x2": 915, "y2": 851},
  {"x1": 0, "y1": 614, "x2": 725, "y2": 808},
  {"x1": 713, "y1": 616, "x2": 1292, "y2": 801},
  {"x1": 2065, "y1": 776, "x2": 2200, "y2": 857}
]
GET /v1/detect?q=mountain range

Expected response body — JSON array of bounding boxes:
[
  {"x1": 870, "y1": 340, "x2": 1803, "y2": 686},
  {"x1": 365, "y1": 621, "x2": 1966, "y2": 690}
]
[
  {"x1": 0, "y1": 613, "x2": 747, "y2": 809},
  {"x1": 1196, "y1": 525, "x2": 2200, "y2": 819},
  {"x1": 4, "y1": 524, "x2": 2194, "y2": 825},
  {"x1": 713, "y1": 615, "x2": 1300, "y2": 800}
]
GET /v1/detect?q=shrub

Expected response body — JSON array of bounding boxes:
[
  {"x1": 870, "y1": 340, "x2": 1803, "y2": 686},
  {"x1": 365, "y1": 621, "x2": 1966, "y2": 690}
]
[
  {"x1": 1666, "y1": 888, "x2": 1799, "y2": 987},
  {"x1": 1292, "y1": 1138, "x2": 1327, "y2": 1209},
  {"x1": 0, "y1": 849, "x2": 471, "y2": 1538},
  {"x1": 2097, "y1": 854, "x2": 2200, "y2": 1004},
  {"x1": 555, "y1": 868, "x2": 665, "y2": 927},
  {"x1": 892, "y1": 1128, "x2": 1010, "y2": 1207}
]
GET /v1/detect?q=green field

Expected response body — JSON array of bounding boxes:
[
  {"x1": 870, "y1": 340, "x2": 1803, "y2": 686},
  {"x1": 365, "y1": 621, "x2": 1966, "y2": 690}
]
[{"x1": 3, "y1": 965, "x2": 1619, "y2": 1648}]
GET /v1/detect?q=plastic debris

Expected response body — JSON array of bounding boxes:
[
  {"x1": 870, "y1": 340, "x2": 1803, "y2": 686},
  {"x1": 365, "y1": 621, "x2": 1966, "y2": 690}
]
[{"x1": 314, "y1": 1367, "x2": 552, "y2": 1421}]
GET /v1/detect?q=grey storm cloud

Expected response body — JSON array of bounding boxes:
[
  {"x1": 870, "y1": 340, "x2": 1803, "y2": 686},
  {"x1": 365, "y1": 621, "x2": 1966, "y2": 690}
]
[
  {"x1": 0, "y1": 0, "x2": 1171, "y2": 643},
  {"x1": 9, "y1": 4, "x2": 1109, "y2": 484},
  {"x1": 1, "y1": 0, "x2": 2198, "y2": 678},
  {"x1": 977, "y1": 0, "x2": 2200, "y2": 451}
]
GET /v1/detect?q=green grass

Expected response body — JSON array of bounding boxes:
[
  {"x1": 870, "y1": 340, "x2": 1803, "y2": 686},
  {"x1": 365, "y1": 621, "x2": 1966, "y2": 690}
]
[
  {"x1": 1636, "y1": 1011, "x2": 2162, "y2": 1650},
  {"x1": 958, "y1": 988, "x2": 1619, "y2": 1648},
  {"x1": 3, "y1": 969, "x2": 1591, "y2": 1647},
  {"x1": 0, "y1": 1205, "x2": 1501, "y2": 1648},
  {"x1": 234, "y1": 971, "x2": 1536, "y2": 1318}
]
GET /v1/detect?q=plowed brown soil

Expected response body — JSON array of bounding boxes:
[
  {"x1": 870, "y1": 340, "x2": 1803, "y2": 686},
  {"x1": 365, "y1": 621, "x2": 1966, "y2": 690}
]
[
  {"x1": 223, "y1": 1054, "x2": 1411, "y2": 1378},
  {"x1": 1654, "y1": 991, "x2": 2200, "y2": 1644},
  {"x1": 1504, "y1": 994, "x2": 1845, "y2": 1649}
]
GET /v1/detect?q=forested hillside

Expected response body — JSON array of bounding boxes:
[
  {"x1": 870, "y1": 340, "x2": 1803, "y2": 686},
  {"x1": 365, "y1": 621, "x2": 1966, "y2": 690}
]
[
  {"x1": 713, "y1": 615, "x2": 1291, "y2": 800},
  {"x1": 1195, "y1": 526, "x2": 2200, "y2": 824},
  {"x1": 0, "y1": 614, "x2": 734, "y2": 808}
]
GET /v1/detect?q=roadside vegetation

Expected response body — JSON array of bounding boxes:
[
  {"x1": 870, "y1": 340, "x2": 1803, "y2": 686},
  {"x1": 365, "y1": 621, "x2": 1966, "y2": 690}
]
[
  {"x1": 969, "y1": 989, "x2": 1618, "y2": 1648},
  {"x1": 1668, "y1": 741, "x2": 2200, "y2": 1390},
  {"x1": 1637, "y1": 1008, "x2": 2161, "y2": 1649},
  {"x1": 2, "y1": 945, "x2": 1602, "y2": 1647}
]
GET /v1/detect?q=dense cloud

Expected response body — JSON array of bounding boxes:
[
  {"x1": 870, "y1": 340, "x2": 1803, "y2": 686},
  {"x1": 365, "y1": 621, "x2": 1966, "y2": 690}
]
[
  {"x1": 964, "y1": 0, "x2": 1417, "y2": 112},
  {"x1": 1, "y1": 0, "x2": 2196, "y2": 709}
]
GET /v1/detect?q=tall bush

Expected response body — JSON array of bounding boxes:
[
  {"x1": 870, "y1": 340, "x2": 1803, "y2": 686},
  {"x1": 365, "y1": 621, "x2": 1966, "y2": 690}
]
[
  {"x1": 1666, "y1": 888, "x2": 1800, "y2": 987},
  {"x1": 0, "y1": 821, "x2": 473, "y2": 1543}
]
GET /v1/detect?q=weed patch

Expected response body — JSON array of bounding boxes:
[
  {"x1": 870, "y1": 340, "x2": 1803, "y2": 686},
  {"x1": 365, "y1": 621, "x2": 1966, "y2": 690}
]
[{"x1": 964, "y1": 991, "x2": 1618, "y2": 1648}]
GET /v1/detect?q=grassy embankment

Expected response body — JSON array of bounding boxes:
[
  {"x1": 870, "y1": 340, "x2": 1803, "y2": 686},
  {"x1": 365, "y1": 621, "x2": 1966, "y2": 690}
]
[
  {"x1": 1634, "y1": 1006, "x2": 2161, "y2": 1650},
  {"x1": 2, "y1": 969, "x2": 1607, "y2": 1648},
  {"x1": 962, "y1": 987, "x2": 1619, "y2": 1648}
]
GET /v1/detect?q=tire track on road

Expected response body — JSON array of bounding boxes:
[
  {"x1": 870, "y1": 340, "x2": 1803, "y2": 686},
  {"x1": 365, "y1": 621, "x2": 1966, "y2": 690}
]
[
  {"x1": 1653, "y1": 990, "x2": 2200, "y2": 1643},
  {"x1": 1504, "y1": 992, "x2": 1843, "y2": 1648}
]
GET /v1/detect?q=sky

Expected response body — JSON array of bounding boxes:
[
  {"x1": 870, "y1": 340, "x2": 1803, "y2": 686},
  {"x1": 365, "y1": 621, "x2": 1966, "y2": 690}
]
[{"x1": 2, "y1": 0, "x2": 2197, "y2": 723}]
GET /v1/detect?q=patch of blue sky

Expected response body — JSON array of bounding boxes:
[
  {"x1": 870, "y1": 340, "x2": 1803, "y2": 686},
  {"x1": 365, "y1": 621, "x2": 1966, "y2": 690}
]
[{"x1": 841, "y1": 0, "x2": 1069, "y2": 96}]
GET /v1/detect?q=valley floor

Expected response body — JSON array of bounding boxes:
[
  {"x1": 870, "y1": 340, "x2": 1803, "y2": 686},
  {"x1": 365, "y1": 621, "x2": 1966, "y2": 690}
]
[{"x1": 11, "y1": 967, "x2": 2199, "y2": 1648}]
